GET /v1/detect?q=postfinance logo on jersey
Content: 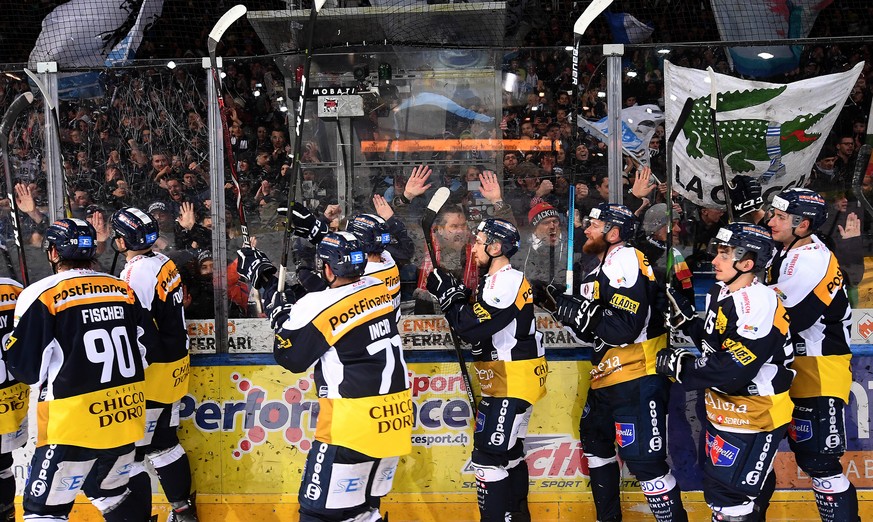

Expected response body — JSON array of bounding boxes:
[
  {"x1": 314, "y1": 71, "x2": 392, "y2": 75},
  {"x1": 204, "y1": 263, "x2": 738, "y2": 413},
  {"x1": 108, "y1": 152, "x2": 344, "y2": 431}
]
[{"x1": 317, "y1": 286, "x2": 394, "y2": 342}]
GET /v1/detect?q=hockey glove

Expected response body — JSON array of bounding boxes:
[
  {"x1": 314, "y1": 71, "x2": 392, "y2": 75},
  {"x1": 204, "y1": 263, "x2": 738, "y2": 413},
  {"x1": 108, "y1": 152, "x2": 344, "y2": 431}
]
[
  {"x1": 728, "y1": 175, "x2": 764, "y2": 217},
  {"x1": 280, "y1": 205, "x2": 328, "y2": 244},
  {"x1": 426, "y1": 267, "x2": 469, "y2": 312},
  {"x1": 297, "y1": 267, "x2": 328, "y2": 293},
  {"x1": 554, "y1": 294, "x2": 601, "y2": 339},
  {"x1": 655, "y1": 347, "x2": 694, "y2": 382},
  {"x1": 666, "y1": 287, "x2": 696, "y2": 330},
  {"x1": 236, "y1": 247, "x2": 277, "y2": 290}
]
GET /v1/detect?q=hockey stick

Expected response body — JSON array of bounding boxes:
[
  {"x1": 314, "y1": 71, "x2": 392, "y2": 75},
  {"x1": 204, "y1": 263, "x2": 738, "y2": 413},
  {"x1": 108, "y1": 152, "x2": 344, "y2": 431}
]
[
  {"x1": 0, "y1": 92, "x2": 34, "y2": 284},
  {"x1": 664, "y1": 97, "x2": 694, "y2": 344},
  {"x1": 567, "y1": 0, "x2": 614, "y2": 293},
  {"x1": 421, "y1": 187, "x2": 477, "y2": 416},
  {"x1": 707, "y1": 67, "x2": 734, "y2": 222},
  {"x1": 24, "y1": 68, "x2": 72, "y2": 218},
  {"x1": 277, "y1": 0, "x2": 327, "y2": 294},
  {"x1": 208, "y1": 5, "x2": 249, "y2": 246}
]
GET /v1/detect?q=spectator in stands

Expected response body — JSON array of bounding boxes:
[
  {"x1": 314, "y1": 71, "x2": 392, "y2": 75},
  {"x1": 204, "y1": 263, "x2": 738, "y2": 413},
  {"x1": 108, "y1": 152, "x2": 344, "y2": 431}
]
[{"x1": 821, "y1": 191, "x2": 864, "y2": 306}]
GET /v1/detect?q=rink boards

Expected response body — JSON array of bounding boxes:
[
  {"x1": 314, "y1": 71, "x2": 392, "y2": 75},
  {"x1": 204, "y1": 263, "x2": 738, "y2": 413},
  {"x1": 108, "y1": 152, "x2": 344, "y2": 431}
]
[{"x1": 11, "y1": 313, "x2": 873, "y2": 520}]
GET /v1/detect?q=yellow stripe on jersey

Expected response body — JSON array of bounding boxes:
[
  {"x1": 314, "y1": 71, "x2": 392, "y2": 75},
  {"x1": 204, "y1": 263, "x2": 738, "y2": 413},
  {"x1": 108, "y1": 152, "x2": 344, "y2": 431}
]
[
  {"x1": 38, "y1": 276, "x2": 135, "y2": 314},
  {"x1": 0, "y1": 382, "x2": 28, "y2": 435},
  {"x1": 0, "y1": 283, "x2": 22, "y2": 312},
  {"x1": 368, "y1": 264, "x2": 401, "y2": 297},
  {"x1": 514, "y1": 278, "x2": 533, "y2": 310},
  {"x1": 36, "y1": 382, "x2": 146, "y2": 448},
  {"x1": 812, "y1": 254, "x2": 842, "y2": 306},
  {"x1": 144, "y1": 355, "x2": 190, "y2": 404},
  {"x1": 155, "y1": 261, "x2": 182, "y2": 302},
  {"x1": 635, "y1": 249, "x2": 656, "y2": 282},
  {"x1": 316, "y1": 389, "x2": 413, "y2": 458},
  {"x1": 774, "y1": 299, "x2": 789, "y2": 335},
  {"x1": 474, "y1": 357, "x2": 547, "y2": 404},
  {"x1": 311, "y1": 285, "x2": 395, "y2": 345},
  {"x1": 591, "y1": 334, "x2": 666, "y2": 389},
  {"x1": 704, "y1": 389, "x2": 792, "y2": 432},
  {"x1": 790, "y1": 354, "x2": 853, "y2": 402}
]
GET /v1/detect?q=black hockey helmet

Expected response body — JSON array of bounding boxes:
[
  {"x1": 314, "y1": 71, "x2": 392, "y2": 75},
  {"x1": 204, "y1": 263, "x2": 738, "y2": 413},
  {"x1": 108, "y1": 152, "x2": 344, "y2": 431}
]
[
  {"x1": 43, "y1": 218, "x2": 97, "y2": 261},
  {"x1": 110, "y1": 207, "x2": 159, "y2": 251},
  {"x1": 316, "y1": 231, "x2": 368, "y2": 278},
  {"x1": 476, "y1": 218, "x2": 520, "y2": 259},
  {"x1": 587, "y1": 203, "x2": 637, "y2": 241},
  {"x1": 708, "y1": 222, "x2": 775, "y2": 271},
  {"x1": 771, "y1": 188, "x2": 828, "y2": 231},
  {"x1": 346, "y1": 214, "x2": 390, "y2": 254}
]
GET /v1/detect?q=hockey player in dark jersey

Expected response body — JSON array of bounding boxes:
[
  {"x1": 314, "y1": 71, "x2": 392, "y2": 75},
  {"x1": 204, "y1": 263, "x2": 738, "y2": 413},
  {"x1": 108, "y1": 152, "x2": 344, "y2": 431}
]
[
  {"x1": 425, "y1": 218, "x2": 547, "y2": 522},
  {"x1": 238, "y1": 231, "x2": 411, "y2": 522},
  {"x1": 5, "y1": 218, "x2": 154, "y2": 521},
  {"x1": 765, "y1": 189, "x2": 858, "y2": 522},
  {"x1": 657, "y1": 223, "x2": 793, "y2": 522},
  {"x1": 554, "y1": 203, "x2": 688, "y2": 522},
  {"x1": 0, "y1": 277, "x2": 26, "y2": 522},
  {"x1": 345, "y1": 214, "x2": 402, "y2": 323},
  {"x1": 110, "y1": 207, "x2": 198, "y2": 521}
]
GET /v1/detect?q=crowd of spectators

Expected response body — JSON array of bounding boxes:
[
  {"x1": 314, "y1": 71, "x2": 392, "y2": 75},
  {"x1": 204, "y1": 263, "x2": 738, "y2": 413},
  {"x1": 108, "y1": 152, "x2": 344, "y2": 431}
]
[{"x1": 1, "y1": 5, "x2": 873, "y2": 319}]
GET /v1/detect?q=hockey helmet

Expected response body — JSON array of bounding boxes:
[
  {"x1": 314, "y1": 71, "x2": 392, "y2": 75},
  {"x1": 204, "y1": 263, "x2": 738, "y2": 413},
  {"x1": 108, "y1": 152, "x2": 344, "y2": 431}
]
[
  {"x1": 708, "y1": 222, "x2": 775, "y2": 271},
  {"x1": 43, "y1": 218, "x2": 97, "y2": 261},
  {"x1": 316, "y1": 231, "x2": 368, "y2": 278},
  {"x1": 110, "y1": 207, "x2": 159, "y2": 251},
  {"x1": 476, "y1": 218, "x2": 520, "y2": 258},
  {"x1": 346, "y1": 214, "x2": 390, "y2": 254},
  {"x1": 771, "y1": 188, "x2": 828, "y2": 231},
  {"x1": 587, "y1": 203, "x2": 637, "y2": 241}
]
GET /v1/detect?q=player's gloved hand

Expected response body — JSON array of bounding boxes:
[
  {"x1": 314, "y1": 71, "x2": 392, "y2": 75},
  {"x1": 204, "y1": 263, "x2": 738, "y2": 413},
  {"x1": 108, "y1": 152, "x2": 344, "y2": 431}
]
[
  {"x1": 297, "y1": 267, "x2": 328, "y2": 293},
  {"x1": 426, "y1": 267, "x2": 469, "y2": 312},
  {"x1": 261, "y1": 280, "x2": 303, "y2": 330},
  {"x1": 279, "y1": 204, "x2": 328, "y2": 244},
  {"x1": 236, "y1": 247, "x2": 277, "y2": 289},
  {"x1": 555, "y1": 294, "x2": 601, "y2": 338},
  {"x1": 666, "y1": 287, "x2": 696, "y2": 330},
  {"x1": 728, "y1": 175, "x2": 763, "y2": 217},
  {"x1": 655, "y1": 347, "x2": 694, "y2": 382}
]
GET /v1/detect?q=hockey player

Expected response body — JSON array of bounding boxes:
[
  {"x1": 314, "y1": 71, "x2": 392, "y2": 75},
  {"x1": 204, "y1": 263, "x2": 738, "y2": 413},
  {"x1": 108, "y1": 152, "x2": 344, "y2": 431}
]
[
  {"x1": 346, "y1": 213, "x2": 402, "y2": 323},
  {"x1": 110, "y1": 207, "x2": 197, "y2": 521},
  {"x1": 657, "y1": 222, "x2": 793, "y2": 522},
  {"x1": 554, "y1": 203, "x2": 687, "y2": 522},
  {"x1": 237, "y1": 231, "x2": 411, "y2": 522},
  {"x1": 765, "y1": 189, "x2": 858, "y2": 522},
  {"x1": 5, "y1": 218, "x2": 152, "y2": 521},
  {"x1": 0, "y1": 277, "x2": 26, "y2": 522},
  {"x1": 425, "y1": 218, "x2": 547, "y2": 522}
]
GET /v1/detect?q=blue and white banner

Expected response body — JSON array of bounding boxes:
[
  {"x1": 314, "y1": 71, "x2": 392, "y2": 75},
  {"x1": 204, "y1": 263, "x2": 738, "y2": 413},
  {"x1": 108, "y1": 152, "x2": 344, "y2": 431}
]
[
  {"x1": 710, "y1": 0, "x2": 833, "y2": 78},
  {"x1": 28, "y1": 0, "x2": 164, "y2": 98},
  {"x1": 578, "y1": 104, "x2": 664, "y2": 166},
  {"x1": 603, "y1": 11, "x2": 654, "y2": 45}
]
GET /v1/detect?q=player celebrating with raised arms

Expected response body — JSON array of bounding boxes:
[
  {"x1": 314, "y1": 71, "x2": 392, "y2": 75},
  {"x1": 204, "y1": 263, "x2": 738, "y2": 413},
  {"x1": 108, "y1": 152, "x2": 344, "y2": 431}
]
[
  {"x1": 426, "y1": 218, "x2": 547, "y2": 522},
  {"x1": 237, "y1": 231, "x2": 411, "y2": 522},
  {"x1": 657, "y1": 223, "x2": 793, "y2": 522}
]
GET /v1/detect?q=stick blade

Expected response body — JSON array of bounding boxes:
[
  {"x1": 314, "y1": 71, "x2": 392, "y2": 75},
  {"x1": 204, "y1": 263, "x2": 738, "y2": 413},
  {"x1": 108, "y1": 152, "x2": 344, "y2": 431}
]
[
  {"x1": 420, "y1": 187, "x2": 452, "y2": 244},
  {"x1": 573, "y1": 0, "x2": 613, "y2": 36},
  {"x1": 208, "y1": 5, "x2": 248, "y2": 50}
]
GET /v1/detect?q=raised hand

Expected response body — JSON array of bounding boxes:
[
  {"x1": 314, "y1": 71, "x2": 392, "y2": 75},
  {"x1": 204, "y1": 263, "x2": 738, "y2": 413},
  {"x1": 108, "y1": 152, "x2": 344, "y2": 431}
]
[
  {"x1": 404, "y1": 164, "x2": 433, "y2": 200},
  {"x1": 479, "y1": 170, "x2": 503, "y2": 203},
  {"x1": 373, "y1": 194, "x2": 394, "y2": 220}
]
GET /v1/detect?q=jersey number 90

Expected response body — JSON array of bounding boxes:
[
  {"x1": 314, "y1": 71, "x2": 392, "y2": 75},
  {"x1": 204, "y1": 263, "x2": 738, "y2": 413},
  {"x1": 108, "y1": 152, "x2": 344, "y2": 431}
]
[{"x1": 84, "y1": 327, "x2": 137, "y2": 383}]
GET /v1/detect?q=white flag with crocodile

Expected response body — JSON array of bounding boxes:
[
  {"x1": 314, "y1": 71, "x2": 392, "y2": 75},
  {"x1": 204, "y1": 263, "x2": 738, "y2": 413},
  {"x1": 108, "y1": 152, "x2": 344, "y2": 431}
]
[{"x1": 664, "y1": 60, "x2": 862, "y2": 209}]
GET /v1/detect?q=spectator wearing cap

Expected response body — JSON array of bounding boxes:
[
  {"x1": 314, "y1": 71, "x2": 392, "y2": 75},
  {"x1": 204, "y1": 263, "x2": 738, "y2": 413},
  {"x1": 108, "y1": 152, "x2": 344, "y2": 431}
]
[
  {"x1": 636, "y1": 203, "x2": 695, "y2": 300},
  {"x1": 520, "y1": 202, "x2": 567, "y2": 306},
  {"x1": 808, "y1": 145, "x2": 839, "y2": 192}
]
